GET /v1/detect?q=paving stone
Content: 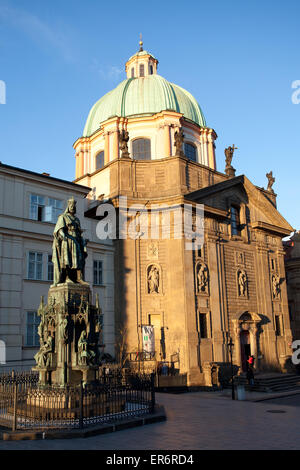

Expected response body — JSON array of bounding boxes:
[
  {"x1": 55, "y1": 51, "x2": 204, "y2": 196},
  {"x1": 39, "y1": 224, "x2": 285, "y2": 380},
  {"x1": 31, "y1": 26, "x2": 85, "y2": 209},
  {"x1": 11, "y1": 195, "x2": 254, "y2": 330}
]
[{"x1": 1, "y1": 392, "x2": 300, "y2": 450}]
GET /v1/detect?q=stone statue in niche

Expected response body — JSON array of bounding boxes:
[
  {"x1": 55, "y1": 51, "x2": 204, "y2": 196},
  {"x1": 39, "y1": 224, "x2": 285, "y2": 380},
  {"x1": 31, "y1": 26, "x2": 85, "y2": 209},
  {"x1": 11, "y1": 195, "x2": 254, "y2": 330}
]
[
  {"x1": 197, "y1": 263, "x2": 209, "y2": 293},
  {"x1": 119, "y1": 129, "x2": 130, "y2": 158},
  {"x1": 174, "y1": 128, "x2": 185, "y2": 157},
  {"x1": 237, "y1": 269, "x2": 248, "y2": 297},
  {"x1": 272, "y1": 273, "x2": 280, "y2": 299},
  {"x1": 148, "y1": 265, "x2": 160, "y2": 294}
]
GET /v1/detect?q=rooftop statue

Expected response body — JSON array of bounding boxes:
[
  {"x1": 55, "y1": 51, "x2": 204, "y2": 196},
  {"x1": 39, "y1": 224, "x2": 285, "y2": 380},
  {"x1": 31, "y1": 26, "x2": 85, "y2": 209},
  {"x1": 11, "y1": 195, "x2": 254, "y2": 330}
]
[
  {"x1": 52, "y1": 197, "x2": 88, "y2": 286},
  {"x1": 266, "y1": 171, "x2": 275, "y2": 193},
  {"x1": 224, "y1": 145, "x2": 238, "y2": 168},
  {"x1": 224, "y1": 145, "x2": 237, "y2": 177}
]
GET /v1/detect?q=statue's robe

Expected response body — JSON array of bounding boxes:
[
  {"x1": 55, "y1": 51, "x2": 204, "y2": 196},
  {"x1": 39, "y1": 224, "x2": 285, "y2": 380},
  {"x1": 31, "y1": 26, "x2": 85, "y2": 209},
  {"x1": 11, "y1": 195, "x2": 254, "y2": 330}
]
[{"x1": 52, "y1": 211, "x2": 85, "y2": 285}]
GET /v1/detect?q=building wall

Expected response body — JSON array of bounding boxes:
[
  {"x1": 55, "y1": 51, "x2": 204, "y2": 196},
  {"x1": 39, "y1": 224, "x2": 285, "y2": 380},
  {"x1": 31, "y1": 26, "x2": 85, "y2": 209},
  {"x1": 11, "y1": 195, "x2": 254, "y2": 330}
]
[
  {"x1": 0, "y1": 165, "x2": 115, "y2": 372},
  {"x1": 285, "y1": 232, "x2": 300, "y2": 341},
  {"x1": 84, "y1": 156, "x2": 293, "y2": 385}
]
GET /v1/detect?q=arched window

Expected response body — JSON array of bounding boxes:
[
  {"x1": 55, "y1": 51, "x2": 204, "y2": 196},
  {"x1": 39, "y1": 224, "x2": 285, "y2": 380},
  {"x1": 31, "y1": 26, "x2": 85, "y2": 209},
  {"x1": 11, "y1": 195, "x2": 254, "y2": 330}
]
[
  {"x1": 95, "y1": 151, "x2": 104, "y2": 170},
  {"x1": 132, "y1": 138, "x2": 151, "y2": 160},
  {"x1": 149, "y1": 64, "x2": 153, "y2": 75},
  {"x1": 139, "y1": 64, "x2": 145, "y2": 77},
  {"x1": 131, "y1": 68, "x2": 134, "y2": 78},
  {"x1": 185, "y1": 143, "x2": 197, "y2": 162}
]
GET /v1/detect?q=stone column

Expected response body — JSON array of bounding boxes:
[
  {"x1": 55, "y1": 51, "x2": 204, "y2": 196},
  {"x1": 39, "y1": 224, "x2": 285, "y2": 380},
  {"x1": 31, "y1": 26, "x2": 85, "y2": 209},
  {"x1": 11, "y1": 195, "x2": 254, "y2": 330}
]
[
  {"x1": 207, "y1": 129, "x2": 216, "y2": 170},
  {"x1": 113, "y1": 130, "x2": 119, "y2": 160},
  {"x1": 75, "y1": 152, "x2": 80, "y2": 179},
  {"x1": 207, "y1": 238, "x2": 226, "y2": 362},
  {"x1": 164, "y1": 124, "x2": 171, "y2": 157},
  {"x1": 104, "y1": 132, "x2": 110, "y2": 165},
  {"x1": 79, "y1": 149, "x2": 84, "y2": 177},
  {"x1": 232, "y1": 320, "x2": 242, "y2": 370},
  {"x1": 250, "y1": 324, "x2": 258, "y2": 369}
]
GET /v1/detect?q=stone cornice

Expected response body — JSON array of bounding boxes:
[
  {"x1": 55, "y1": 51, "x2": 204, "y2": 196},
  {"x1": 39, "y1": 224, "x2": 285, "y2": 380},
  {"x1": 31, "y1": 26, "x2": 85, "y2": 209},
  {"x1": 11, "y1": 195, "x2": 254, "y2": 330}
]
[
  {"x1": 0, "y1": 163, "x2": 90, "y2": 194},
  {"x1": 251, "y1": 221, "x2": 292, "y2": 237}
]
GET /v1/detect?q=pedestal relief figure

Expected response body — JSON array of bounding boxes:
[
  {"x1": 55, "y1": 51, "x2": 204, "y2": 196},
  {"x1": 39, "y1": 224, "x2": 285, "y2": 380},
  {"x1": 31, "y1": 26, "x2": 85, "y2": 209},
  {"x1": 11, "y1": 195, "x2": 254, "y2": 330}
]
[
  {"x1": 34, "y1": 336, "x2": 53, "y2": 368},
  {"x1": 37, "y1": 296, "x2": 47, "y2": 345},
  {"x1": 78, "y1": 330, "x2": 96, "y2": 365},
  {"x1": 147, "y1": 265, "x2": 160, "y2": 294},
  {"x1": 272, "y1": 273, "x2": 280, "y2": 299},
  {"x1": 59, "y1": 316, "x2": 69, "y2": 343},
  {"x1": 237, "y1": 269, "x2": 248, "y2": 297},
  {"x1": 197, "y1": 263, "x2": 209, "y2": 293},
  {"x1": 52, "y1": 197, "x2": 88, "y2": 286}
]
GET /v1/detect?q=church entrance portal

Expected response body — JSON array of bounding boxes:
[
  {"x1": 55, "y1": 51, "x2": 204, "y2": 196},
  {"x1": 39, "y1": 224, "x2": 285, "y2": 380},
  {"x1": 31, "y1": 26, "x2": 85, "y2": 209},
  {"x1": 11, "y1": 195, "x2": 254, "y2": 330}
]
[{"x1": 240, "y1": 330, "x2": 251, "y2": 372}]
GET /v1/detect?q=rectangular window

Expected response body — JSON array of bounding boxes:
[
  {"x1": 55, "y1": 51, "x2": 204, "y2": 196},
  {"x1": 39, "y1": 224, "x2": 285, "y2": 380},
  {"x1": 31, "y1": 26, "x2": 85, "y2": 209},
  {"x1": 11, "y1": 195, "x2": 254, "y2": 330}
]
[
  {"x1": 199, "y1": 313, "x2": 208, "y2": 338},
  {"x1": 93, "y1": 260, "x2": 103, "y2": 285},
  {"x1": 47, "y1": 254, "x2": 53, "y2": 282},
  {"x1": 28, "y1": 252, "x2": 43, "y2": 280},
  {"x1": 30, "y1": 194, "x2": 63, "y2": 223},
  {"x1": 275, "y1": 315, "x2": 283, "y2": 336},
  {"x1": 26, "y1": 311, "x2": 40, "y2": 347},
  {"x1": 288, "y1": 303, "x2": 293, "y2": 322},
  {"x1": 30, "y1": 194, "x2": 45, "y2": 221},
  {"x1": 45, "y1": 198, "x2": 63, "y2": 223},
  {"x1": 231, "y1": 206, "x2": 241, "y2": 236}
]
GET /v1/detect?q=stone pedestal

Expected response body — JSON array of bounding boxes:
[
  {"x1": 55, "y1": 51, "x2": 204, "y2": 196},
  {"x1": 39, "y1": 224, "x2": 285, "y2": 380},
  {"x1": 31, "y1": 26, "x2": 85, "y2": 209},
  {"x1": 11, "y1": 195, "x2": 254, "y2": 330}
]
[
  {"x1": 33, "y1": 282, "x2": 102, "y2": 387},
  {"x1": 225, "y1": 165, "x2": 236, "y2": 178}
]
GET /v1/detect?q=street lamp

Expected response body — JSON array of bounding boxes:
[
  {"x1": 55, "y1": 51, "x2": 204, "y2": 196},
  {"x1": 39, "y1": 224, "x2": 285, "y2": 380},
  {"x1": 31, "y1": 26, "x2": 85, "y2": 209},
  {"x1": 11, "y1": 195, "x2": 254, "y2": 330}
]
[{"x1": 228, "y1": 337, "x2": 235, "y2": 400}]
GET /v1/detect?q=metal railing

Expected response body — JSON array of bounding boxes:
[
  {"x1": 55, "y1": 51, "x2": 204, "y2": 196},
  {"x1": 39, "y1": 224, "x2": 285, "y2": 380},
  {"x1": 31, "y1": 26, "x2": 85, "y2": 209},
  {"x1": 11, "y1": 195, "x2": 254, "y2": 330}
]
[{"x1": 0, "y1": 370, "x2": 155, "y2": 431}]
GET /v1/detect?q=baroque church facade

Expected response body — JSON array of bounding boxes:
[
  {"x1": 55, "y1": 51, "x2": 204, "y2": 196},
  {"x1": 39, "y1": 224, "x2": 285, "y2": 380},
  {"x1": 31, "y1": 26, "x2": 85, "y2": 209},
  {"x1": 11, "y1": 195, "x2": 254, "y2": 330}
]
[
  {"x1": 73, "y1": 42, "x2": 294, "y2": 386},
  {"x1": 0, "y1": 43, "x2": 293, "y2": 384}
]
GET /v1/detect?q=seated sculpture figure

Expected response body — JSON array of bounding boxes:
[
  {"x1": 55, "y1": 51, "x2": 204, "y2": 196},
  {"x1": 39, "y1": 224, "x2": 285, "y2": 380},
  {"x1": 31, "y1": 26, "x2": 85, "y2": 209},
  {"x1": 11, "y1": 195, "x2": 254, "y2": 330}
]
[
  {"x1": 34, "y1": 336, "x2": 53, "y2": 368},
  {"x1": 78, "y1": 330, "x2": 96, "y2": 365},
  {"x1": 52, "y1": 197, "x2": 88, "y2": 286}
]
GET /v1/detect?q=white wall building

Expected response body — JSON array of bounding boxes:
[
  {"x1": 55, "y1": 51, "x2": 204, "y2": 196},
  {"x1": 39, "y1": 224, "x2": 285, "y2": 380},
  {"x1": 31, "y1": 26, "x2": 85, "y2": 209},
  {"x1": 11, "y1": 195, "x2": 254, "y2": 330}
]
[{"x1": 0, "y1": 163, "x2": 114, "y2": 372}]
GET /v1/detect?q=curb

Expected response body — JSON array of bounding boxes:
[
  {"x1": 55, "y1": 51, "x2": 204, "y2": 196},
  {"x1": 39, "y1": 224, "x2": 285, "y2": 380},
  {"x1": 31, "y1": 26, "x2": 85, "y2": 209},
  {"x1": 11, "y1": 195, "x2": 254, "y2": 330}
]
[
  {"x1": 0, "y1": 405, "x2": 166, "y2": 441},
  {"x1": 251, "y1": 390, "x2": 300, "y2": 402}
]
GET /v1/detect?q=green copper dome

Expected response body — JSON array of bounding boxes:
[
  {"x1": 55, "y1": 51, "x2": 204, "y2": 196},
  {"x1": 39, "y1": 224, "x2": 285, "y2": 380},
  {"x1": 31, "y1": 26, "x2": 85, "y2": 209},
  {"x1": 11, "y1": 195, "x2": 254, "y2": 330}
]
[{"x1": 83, "y1": 74, "x2": 206, "y2": 137}]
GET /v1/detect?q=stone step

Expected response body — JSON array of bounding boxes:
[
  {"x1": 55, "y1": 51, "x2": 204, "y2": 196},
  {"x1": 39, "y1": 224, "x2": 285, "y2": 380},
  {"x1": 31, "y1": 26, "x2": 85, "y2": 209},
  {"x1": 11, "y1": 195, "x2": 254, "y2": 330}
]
[
  {"x1": 233, "y1": 373, "x2": 300, "y2": 392},
  {"x1": 237, "y1": 379, "x2": 300, "y2": 387}
]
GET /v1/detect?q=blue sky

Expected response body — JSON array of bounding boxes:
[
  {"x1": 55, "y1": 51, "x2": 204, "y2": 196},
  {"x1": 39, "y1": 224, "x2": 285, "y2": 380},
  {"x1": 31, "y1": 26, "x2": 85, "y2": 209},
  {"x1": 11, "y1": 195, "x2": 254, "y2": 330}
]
[{"x1": 0, "y1": 0, "x2": 299, "y2": 229}]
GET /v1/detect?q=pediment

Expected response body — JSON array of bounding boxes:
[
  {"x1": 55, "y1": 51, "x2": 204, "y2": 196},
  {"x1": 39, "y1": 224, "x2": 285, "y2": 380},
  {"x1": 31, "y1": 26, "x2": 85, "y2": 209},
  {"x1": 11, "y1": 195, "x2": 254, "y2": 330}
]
[{"x1": 186, "y1": 175, "x2": 294, "y2": 236}]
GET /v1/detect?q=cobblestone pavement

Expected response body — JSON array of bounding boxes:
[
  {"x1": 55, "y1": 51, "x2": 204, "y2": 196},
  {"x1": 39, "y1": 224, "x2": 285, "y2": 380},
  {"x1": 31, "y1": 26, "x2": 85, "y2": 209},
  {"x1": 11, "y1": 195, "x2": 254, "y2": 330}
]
[
  {"x1": 257, "y1": 393, "x2": 300, "y2": 407},
  {"x1": 1, "y1": 391, "x2": 300, "y2": 450}
]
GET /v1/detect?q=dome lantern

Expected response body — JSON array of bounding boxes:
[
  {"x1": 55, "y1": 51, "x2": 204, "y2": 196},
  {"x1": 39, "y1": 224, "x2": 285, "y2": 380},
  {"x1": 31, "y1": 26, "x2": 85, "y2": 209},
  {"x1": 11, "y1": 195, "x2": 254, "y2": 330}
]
[{"x1": 125, "y1": 40, "x2": 158, "y2": 79}]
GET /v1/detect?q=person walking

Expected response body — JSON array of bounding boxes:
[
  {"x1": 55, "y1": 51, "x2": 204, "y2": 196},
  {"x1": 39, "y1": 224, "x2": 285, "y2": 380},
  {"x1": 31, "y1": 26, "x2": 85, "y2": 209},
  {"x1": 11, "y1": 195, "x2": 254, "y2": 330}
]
[
  {"x1": 246, "y1": 355, "x2": 255, "y2": 386},
  {"x1": 246, "y1": 366, "x2": 255, "y2": 386}
]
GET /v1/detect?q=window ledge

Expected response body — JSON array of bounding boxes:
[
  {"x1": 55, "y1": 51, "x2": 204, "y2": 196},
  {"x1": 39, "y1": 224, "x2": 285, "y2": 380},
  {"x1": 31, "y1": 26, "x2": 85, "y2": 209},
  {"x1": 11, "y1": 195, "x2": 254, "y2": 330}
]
[
  {"x1": 24, "y1": 279, "x2": 52, "y2": 283},
  {"x1": 230, "y1": 235, "x2": 244, "y2": 241},
  {"x1": 28, "y1": 218, "x2": 55, "y2": 225}
]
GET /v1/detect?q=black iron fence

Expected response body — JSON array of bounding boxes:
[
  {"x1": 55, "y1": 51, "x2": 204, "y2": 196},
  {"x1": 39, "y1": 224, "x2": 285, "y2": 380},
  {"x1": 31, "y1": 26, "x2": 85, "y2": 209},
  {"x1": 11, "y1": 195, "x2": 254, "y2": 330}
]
[{"x1": 0, "y1": 370, "x2": 155, "y2": 431}]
